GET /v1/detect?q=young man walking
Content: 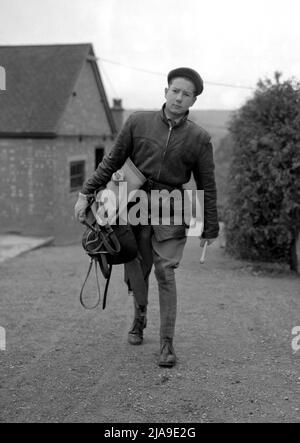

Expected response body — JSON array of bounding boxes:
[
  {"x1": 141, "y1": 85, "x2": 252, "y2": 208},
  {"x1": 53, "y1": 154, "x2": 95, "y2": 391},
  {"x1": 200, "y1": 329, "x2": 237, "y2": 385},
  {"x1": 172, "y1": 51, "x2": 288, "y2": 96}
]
[{"x1": 75, "y1": 67, "x2": 219, "y2": 367}]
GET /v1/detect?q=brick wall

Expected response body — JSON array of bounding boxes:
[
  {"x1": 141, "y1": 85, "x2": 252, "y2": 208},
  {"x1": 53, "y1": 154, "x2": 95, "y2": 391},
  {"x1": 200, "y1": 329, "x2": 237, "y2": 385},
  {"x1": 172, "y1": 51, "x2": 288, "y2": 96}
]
[
  {"x1": 0, "y1": 136, "x2": 113, "y2": 244},
  {"x1": 0, "y1": 138, "x2": 54, "y2": 236}
]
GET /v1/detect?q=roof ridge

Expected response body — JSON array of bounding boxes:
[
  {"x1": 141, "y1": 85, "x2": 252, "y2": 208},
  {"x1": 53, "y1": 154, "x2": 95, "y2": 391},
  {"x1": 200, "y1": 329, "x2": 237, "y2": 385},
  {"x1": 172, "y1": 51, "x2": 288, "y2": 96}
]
[{"x1": 0, "y1": 43, "x2": 93, "y2": 48}]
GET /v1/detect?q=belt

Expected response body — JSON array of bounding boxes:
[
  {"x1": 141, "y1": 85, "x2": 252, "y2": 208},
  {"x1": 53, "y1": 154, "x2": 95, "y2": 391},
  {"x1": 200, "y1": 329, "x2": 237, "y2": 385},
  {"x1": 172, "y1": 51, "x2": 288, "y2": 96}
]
[{"x1": 142, "y1": 178, "x2": 183, "y2": 193}]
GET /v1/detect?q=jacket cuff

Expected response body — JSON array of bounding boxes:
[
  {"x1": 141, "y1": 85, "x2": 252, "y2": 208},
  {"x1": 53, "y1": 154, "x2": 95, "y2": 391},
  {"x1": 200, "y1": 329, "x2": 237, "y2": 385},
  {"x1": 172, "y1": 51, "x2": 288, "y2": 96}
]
[{"x1": 202, "y1": 224, "x2": 220, "y2": 239}]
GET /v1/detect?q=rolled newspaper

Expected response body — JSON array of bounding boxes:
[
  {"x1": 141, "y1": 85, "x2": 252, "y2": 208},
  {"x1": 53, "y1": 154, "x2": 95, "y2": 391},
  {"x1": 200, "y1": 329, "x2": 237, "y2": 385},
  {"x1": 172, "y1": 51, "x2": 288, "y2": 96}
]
[{"x1": 92, "y1": 158, "x2": 146, "y2": 226}]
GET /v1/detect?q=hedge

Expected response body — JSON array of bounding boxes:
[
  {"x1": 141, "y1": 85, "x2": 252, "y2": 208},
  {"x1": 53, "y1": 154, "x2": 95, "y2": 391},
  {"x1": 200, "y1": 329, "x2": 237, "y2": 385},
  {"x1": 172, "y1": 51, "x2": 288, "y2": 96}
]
[{"x1": 224, "y1": 73, "x2": 300, "y2": 271}]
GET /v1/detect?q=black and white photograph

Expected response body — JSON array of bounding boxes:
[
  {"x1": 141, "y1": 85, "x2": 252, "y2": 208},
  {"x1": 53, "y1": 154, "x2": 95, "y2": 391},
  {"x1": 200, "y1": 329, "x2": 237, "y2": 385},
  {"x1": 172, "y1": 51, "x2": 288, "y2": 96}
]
[{"x1": 0, "y1": 0, "x2": 299, "y2": 427}]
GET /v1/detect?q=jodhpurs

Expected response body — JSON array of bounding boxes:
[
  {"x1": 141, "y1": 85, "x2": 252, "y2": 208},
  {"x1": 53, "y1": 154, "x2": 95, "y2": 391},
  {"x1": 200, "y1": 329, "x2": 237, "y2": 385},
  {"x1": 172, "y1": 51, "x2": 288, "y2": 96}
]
[{"x1": 125, "y1": 225, "x2": 187, "y2": 339}]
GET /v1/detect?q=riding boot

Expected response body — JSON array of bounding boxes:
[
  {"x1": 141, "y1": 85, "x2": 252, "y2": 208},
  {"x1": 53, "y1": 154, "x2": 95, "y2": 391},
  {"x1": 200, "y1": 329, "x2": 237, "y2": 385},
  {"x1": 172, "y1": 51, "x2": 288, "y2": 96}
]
[
  {"x1": 128, "y1": 299, "x2": 147, "y2": 345},
  {"x1": 159, "y1": 337, "x2": 177, "y2": 367}
]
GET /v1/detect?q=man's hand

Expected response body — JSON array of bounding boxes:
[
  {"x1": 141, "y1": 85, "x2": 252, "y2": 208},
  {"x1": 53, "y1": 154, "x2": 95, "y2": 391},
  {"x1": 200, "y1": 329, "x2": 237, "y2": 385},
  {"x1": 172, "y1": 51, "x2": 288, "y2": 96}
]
[
  {"x1": 200, "y1": 237, "x2": 217, "y2": 247},
  {"x1": 74, "y1": 193, "x2": 89, "y2": 223}
]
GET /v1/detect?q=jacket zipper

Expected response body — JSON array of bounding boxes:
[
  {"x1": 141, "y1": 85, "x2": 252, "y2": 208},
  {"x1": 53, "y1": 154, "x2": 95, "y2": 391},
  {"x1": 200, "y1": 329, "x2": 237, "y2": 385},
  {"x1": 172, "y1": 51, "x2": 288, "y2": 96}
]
[{"x1": 158, "y1": 124, "x2": 173, "y2": 181}]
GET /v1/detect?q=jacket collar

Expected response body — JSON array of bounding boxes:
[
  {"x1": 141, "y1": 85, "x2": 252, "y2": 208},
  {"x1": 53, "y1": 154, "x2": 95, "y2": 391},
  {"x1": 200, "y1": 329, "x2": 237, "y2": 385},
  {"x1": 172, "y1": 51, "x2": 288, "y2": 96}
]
[{"x1": 160, "y1": 104, "x2": 189, "y2": 128}]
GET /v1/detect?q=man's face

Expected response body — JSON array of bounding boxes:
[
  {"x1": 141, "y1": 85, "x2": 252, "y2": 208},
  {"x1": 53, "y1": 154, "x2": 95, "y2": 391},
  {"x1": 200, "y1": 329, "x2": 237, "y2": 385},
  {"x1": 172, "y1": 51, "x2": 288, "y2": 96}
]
[{"x1": 165, "y1": 77, "x2": 197, "y2": 118}]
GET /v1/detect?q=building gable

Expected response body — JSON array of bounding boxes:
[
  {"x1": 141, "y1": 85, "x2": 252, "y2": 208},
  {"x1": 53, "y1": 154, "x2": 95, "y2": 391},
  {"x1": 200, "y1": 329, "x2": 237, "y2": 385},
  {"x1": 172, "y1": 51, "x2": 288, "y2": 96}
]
[{"x1": 57, "y1": 59, "x2": 113, "y2": 137}]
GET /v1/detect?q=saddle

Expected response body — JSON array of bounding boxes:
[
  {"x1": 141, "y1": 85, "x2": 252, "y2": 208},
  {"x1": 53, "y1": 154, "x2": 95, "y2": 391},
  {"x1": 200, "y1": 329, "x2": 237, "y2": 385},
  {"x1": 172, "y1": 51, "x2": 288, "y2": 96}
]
[{"x1": 80, "y1": 206, "x2": 138, "y2": 310}]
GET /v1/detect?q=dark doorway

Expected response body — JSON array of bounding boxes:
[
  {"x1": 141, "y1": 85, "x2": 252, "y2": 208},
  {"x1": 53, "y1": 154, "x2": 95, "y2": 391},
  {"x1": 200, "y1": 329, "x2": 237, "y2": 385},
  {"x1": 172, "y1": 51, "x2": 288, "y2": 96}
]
[{"x1": 95, "y1": 146, "x2": 105, "y2": 170}]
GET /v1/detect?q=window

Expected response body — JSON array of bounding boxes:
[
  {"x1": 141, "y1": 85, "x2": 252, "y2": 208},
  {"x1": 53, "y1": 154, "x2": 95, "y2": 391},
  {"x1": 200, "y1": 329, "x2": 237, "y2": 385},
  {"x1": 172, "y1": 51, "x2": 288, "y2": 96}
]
[{"x1": 70, "y1": 160, "x2": 85, "y2": 192}]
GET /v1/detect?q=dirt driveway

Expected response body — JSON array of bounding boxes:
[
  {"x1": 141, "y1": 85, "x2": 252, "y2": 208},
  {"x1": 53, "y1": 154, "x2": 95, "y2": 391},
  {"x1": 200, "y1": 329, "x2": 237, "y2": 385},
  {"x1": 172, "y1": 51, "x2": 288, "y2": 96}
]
[{"x1": 0, "y1": 238, "x2": 299, "y2": 423}]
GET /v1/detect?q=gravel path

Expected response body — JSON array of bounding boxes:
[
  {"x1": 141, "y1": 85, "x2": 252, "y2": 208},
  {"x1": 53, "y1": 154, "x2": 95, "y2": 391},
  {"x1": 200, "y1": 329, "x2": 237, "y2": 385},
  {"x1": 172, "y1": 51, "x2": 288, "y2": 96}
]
[{"x1": 0, "y1": 238, "x2": 299, "y2": 423}]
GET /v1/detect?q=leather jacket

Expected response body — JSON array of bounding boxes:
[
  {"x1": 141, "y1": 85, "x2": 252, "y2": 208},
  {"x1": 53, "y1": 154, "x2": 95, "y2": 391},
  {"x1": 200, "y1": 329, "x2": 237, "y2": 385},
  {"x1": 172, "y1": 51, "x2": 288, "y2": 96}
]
[{"x1": 82, "y1": 106, "x2": 219, "y2": 240}]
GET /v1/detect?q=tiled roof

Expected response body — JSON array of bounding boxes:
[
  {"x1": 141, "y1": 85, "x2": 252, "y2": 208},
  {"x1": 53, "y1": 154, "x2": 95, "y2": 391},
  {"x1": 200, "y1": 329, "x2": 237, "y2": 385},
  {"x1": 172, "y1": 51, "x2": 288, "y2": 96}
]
[{"x1": 0, "y1": 44, "x2": 115, "y2": 136}]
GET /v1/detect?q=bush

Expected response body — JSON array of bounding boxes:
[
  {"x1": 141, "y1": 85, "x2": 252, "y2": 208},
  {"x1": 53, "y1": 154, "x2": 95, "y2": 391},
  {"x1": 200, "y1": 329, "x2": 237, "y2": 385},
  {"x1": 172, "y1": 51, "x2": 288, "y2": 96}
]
[
  {"x1": 214, "y1": 133, "x2": 234, "y2": 221},
  {"x1": 225, "y1": 73, "x2": 300, "y2": 271}
]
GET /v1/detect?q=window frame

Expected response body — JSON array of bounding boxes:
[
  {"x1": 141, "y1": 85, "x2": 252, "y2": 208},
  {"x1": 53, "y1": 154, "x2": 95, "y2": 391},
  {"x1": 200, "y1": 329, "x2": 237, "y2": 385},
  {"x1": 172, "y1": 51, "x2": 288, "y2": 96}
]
[{"x1": 70, "y1": 159, "x2": 86, "y2": 192}]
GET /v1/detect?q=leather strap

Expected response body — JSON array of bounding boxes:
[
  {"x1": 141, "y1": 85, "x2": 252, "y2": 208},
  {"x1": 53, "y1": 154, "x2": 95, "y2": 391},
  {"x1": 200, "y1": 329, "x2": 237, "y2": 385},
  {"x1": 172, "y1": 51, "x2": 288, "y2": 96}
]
[
  {"x1": 102, "y1": 264, "x2": 112, "y2": 310},
  {"x1": 79, "y1": 258, "x2": 113, "y2": 311},
  {"x1": 79, "y1": 259, "x2": 100, "y2": 310}
]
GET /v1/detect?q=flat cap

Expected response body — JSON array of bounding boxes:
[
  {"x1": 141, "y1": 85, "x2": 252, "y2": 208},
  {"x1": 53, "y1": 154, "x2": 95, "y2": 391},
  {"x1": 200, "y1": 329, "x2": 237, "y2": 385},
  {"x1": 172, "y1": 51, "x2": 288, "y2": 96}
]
[{"x1": 168, "y1": 67, "x2": 204, "y2": 96}]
